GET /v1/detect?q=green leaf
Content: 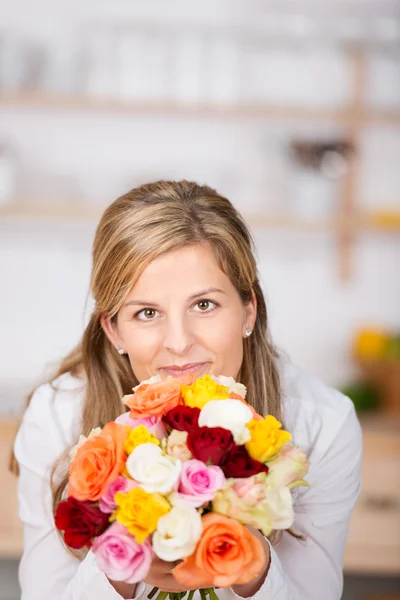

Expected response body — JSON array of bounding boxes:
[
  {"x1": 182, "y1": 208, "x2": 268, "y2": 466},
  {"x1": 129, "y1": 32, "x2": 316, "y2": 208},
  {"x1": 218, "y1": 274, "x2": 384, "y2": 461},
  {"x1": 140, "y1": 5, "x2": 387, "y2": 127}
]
[{"x1": 99, "y1": 421, "x2": 105, "y2": 429}]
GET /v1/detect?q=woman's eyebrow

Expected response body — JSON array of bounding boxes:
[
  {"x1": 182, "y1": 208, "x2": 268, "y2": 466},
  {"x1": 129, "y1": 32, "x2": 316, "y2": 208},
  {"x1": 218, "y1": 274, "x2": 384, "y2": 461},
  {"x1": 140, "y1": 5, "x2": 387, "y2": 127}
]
[{"x1": 122, "y1": 287, "x2": 227, "y2": 308}]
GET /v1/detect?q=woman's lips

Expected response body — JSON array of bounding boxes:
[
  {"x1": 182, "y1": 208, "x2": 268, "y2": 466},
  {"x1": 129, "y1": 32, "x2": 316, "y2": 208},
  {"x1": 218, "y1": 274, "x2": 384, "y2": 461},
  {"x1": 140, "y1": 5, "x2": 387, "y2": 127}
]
[{"x1": 160, "y1": 362, "x2": 209, "y2": 377}]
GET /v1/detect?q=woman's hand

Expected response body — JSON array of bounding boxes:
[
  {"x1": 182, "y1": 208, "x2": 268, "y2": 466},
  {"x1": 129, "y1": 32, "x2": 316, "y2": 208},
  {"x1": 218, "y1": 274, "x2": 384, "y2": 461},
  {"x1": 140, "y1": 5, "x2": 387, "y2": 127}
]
[
  {"x1": 231, "y1": 526, "x2": 271, "y2": 597},
  {"x1": 108, "y1": 579, "x2": 138, "y2": 598},
  {"x1": 144, "y1": 556, "x2": 195, "y2": 594}
]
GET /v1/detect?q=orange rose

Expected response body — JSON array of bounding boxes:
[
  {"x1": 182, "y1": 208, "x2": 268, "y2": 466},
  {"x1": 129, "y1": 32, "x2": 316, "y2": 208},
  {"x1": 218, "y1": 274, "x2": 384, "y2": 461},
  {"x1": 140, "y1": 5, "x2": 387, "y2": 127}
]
[
  {"x1": 123, "y1": 374, "x2": 195, "y2": 419},
  {"x1": 229, "y1": 392, "x2": 263, "y2": 420},
  {"x1": 68, "y1": 422, "x2": 128, "y2": 502},
  {"x1": 173, "y1": 513, "x2": 265, "y2": 588}
]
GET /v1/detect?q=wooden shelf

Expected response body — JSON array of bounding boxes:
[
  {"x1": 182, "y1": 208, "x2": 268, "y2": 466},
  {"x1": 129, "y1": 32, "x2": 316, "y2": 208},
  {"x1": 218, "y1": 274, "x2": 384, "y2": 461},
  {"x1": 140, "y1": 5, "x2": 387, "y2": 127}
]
[
  {"x1": 1, "y1": 91, "x2": 400, "y2": 124},
  {"x1": 1, "y1": 202, "x2": 400, "y2": 234}
]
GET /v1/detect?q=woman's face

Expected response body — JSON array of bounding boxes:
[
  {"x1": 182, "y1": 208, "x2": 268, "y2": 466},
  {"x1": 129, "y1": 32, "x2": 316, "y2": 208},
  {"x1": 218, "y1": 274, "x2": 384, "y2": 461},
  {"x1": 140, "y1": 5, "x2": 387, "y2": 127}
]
[{"x1": 101, "y1": 243, "x2": 257, "y2": 383}]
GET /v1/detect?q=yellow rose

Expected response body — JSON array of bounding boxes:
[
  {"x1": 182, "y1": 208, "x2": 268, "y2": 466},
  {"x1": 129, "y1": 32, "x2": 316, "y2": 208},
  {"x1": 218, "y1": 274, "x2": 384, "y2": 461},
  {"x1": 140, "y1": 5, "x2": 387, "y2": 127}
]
[
  {"x1": 181, "y1": 374, "x2": 230, "y2": 409},
  {"x1": 245, "y1": 416, "x2": 292, "y2": 463},
  {"x1": 114, "y1": 487, "x2": 170, "y2": 543},
  {"x1": 123, "y1": 425, "x2": 160, "y2": 455}
]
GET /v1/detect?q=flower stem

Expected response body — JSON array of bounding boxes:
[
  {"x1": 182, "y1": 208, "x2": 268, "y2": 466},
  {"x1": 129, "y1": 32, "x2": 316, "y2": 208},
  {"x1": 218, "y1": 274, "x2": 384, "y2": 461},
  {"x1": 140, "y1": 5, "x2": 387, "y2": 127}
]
[
  {"x1": 187, "y1": 592, "x2": 195, "y2": 600},
  {"x1": 148, "y1": 587, "x2": 159, "y2": 599},
  {"x1": 155, "y1": 592, "x2": 169, "y2": 600}
]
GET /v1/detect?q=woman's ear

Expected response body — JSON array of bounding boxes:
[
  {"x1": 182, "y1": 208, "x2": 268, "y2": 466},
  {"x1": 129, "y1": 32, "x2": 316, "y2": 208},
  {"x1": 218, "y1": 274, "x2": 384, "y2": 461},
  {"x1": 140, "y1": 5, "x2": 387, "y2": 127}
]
[
  {"x1": 245, "y1": 288, "x2": 257, "y2": 330},
  {"x1": 100, "y1": 313, "x2": 120, "y2": 349}
]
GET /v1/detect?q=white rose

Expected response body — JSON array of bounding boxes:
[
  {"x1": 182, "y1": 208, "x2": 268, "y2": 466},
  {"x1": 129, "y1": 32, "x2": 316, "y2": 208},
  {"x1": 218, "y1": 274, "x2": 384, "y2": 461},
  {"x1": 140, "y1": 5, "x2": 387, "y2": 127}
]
[
  {"x1": 126, "y1": 443, "x2": 181, "y2": 494},
  {"x1": 152, "y1": 503, "x2": 202, "y2": 561},
  {"x1": 211, "y1": 375, "x2": 247, "y2": 399},
  {"x1": 263, "y1": 486, "x2": 294, "y2": 530},
  {"x1": 198, "y1": 399, "x2": 253, "y2": 445}
]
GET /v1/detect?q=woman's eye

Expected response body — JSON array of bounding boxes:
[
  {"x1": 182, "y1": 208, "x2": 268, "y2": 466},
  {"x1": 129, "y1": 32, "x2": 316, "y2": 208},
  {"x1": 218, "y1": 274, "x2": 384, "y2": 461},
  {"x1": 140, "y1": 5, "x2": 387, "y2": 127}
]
[
  {"x1": 194, "y1": 299, "x2": 218, "y2": 312},
  {"x1": 134, "y1": 308, "x2": 158, "y2": 321}
]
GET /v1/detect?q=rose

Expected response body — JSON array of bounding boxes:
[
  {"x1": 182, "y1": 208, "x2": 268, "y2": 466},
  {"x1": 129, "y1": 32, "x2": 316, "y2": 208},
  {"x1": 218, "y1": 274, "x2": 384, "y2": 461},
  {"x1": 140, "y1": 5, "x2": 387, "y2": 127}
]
[
  {"x1": 187, "y1": 426, "x2": 235, "y2": 466},
  {"x1": 69, "y1": 427, "x2": 102, "y2": 460},
  {"x1": 132, "y1": 374, "x2": 161, "y2": 391},
  {"x1": 173, "y1": 459, "x2": 226, "y2": 508},
  {"x1": 229, "y1": 392, "x2": 263, "y2": 420},
  {"x1": 198, "y1": 399, "x2": 254, "y2": 445},
  {"x1": 266, "y1": 445, "x2": 310, "y2": 488},
  {"x1": 165, "y1": 430, "x2": 192, "y2": 462},
  {"x1": 180, "y1": 374, "x2": 230, "y2": 410},
  {"x1": 152, "y1": 503, "x2": 202, "y2": 561},
  {"x1": 55, "y1": 497, "x2": 109, "y2": 549},
  {"x1": 220, "y1": 445, "x2": 269, "y2": 479},
  {"x1": 213, "y1": 478, "x2": 294, "y2": 536},
  {"x1": 123, "y1": 425, "x2": 160, "y2": 455},
  {"x1": 262, "y1": 486, "x2": 294, "y2": 530},
  {"x1": 115, "y1": 412, "x2": 167, "y2": 440},
  {"x1": 92, "y1": 521, "x2": 154, "y2": 583},
  {"x1": 126, "y1": 443, "x2": 181, "y2": 494},
  {"x1": 233, "y1": 473, "x2": 268, "y2": 508},
  {"x1": 211, "y1": 375, "x2": 247, "y2": 399},
  {"x1": 99, "y1": 476, "x2": 138, "y2": 514},
  {"x1": 173, "y1": 513, "x2": 266, "y2": 588},
  {"x1": 245, "y1": 415, "x2": 292, "y2": 462},
  {"x1": 68, "y1": 422, "x2": 128, "y2": 501},
  {"x1": 162, "y1": 405, "x2": 200, "y2": 434},
  {"x1": 122, "y1": 374, "x2": 194, "y2": 419},
  {"x1": 114, "y1": 487, "x2": 170, "y2": 543}
]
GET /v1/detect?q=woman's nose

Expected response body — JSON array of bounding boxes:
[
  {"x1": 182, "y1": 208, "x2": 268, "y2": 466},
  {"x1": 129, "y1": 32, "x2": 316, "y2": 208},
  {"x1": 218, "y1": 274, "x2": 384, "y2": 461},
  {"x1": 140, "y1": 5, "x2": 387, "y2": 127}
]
[{"x1": 163, "y1": 317, "x2": 194, "y2": 356}]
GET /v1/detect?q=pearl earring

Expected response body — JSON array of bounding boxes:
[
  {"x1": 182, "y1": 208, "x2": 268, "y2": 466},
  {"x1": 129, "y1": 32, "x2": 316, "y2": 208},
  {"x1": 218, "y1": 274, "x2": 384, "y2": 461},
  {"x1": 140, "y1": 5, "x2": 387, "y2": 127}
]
[
  {"x1": 245, "y1": 329, "x2": 252, "y2": 337},
  {"x1": 117, "y1": 347, "x2": 125, "y2": 355}
]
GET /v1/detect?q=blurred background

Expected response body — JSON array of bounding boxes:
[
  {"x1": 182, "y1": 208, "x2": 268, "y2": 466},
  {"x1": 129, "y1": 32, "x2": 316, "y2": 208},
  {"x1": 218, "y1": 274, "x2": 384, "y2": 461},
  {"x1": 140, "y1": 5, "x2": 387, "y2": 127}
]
[{"x1": 0, "y1": 0, "x2": 399, "y2": 598}]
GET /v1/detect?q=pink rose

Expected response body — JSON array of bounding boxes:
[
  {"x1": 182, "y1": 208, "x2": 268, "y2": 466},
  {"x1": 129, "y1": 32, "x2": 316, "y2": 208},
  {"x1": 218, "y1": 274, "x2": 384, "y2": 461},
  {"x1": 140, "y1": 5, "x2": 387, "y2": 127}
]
[
  {"x1": 92, "y1": 521, "x2": 154, "y2": 583},
  {"x1": 233, "y1": 473, "x2": 268, "y2": 508},
  {"x1": 99, "y1": 476, "x2": 137, "y2": 514},
  {"x1": 175, "y1": 459, "x2": 226, "y2": 508},
  {"x1": 115, "y1": 412, "x2": 167, "y2": 440}
]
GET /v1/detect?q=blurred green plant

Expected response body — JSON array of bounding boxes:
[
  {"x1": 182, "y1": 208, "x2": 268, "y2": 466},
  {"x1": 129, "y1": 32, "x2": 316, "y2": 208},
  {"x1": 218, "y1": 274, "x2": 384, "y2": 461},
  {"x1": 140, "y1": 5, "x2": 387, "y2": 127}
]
[{"x1": 340, "y1": 381, "x2": 380, "y2": 412}]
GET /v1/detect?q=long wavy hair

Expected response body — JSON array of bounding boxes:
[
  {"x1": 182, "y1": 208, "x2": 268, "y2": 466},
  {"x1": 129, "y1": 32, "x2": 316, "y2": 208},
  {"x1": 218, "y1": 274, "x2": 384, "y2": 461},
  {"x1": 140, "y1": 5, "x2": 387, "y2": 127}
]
[{"x1": 10, "y1": 180, "x2": 286, "y2": 549}]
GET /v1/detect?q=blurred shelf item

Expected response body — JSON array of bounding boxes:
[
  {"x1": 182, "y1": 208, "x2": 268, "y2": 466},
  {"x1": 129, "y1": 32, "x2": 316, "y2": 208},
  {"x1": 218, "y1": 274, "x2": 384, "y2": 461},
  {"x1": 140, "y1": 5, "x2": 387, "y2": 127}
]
[
  {"x1": 344, "y1": 413, "x2": 400, "y2": 576},
  {"x1": 0, "y1": 418, "x2": 23, "y2": 558},
  {"x1": 357, "y1": 358, "x2": 400, "y2": 415},
  {"x1": 0, "y1": 91, "x2": 400, "y2": 124}
]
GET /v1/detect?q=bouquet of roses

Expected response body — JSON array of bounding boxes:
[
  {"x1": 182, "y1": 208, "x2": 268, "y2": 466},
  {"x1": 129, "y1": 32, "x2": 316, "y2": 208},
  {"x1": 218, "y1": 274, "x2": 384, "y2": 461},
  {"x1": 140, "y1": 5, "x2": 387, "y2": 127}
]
[{"x1": 55, "y1": 374, "x2": 310, "y2": 600}]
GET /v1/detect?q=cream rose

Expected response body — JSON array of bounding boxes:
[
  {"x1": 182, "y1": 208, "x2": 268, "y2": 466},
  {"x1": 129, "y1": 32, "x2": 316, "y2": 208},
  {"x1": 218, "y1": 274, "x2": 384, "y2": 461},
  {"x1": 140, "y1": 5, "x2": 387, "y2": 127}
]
[
  {"x1": 165, "y1": 430, "x2": 192, "y2": 462},
  {"x1": 198, "y1": 399, "x2": 253, "y2": 445},
  {"x1": 152, "y1": 503, "x2": 202, "y2": 561},
  {"x1": 126, "y1": 443, "x2": 181, "y2": 494}
]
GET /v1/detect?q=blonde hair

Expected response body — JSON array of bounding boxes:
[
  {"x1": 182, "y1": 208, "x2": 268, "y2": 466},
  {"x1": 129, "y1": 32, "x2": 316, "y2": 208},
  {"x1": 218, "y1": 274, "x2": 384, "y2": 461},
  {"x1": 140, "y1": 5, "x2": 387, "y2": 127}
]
[{"x1": 10, "y1": 180, "x2": 285, "y2": 544}]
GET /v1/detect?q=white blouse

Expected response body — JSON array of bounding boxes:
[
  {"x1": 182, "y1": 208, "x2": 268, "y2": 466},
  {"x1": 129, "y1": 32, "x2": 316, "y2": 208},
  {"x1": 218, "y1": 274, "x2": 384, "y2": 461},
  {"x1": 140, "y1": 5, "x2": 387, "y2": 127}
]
[{"x1": 14, "y1": 354, "x2": 363, "y2": 600}]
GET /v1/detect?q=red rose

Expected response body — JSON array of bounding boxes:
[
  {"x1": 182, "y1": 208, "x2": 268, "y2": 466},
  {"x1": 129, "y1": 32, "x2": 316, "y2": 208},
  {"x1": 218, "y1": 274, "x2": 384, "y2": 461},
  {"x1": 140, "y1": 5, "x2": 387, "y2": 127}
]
[
  {"x1": 187, "y1": 426, "x2": 235, "y2": 465},
  {"x1": 220, "y1": 446, "x2": 269, "y2": 479},
  {"x1": 163, "y1": 405, "x2": 200, "y2": 434},
  {"x1": 55, "y1": 497, "x2": 110, "y2": 549}
]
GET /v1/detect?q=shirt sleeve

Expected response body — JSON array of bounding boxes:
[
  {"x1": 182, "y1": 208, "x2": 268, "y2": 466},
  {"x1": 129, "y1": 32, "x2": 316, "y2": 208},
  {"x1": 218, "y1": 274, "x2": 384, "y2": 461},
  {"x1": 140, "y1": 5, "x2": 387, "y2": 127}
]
[
  {"x1": 13, "y1": 384, "x2": 146, "y2": 600},
  {"x1": 230, "y1": 401, "x2": 363, "y2": 600}
]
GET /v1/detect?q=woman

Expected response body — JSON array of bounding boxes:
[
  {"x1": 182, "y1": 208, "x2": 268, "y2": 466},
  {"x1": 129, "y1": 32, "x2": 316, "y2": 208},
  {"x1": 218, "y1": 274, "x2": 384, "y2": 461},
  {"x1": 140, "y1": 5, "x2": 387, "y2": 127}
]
[{"x1": 11, "y1": 180, "x2": 362, "y2": 599}]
